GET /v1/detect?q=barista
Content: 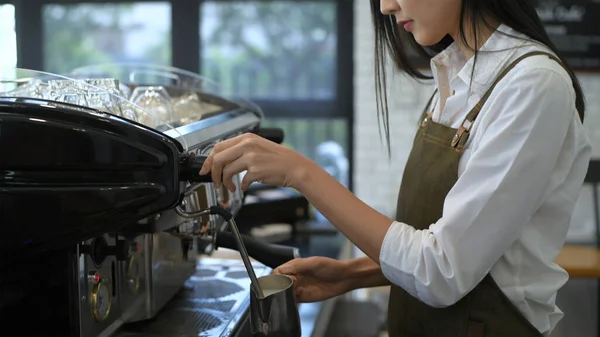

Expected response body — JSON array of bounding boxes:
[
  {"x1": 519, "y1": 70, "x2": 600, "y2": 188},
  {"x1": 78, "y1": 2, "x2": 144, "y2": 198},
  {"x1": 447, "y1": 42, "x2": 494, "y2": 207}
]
[{"x1": 200, "y1": 0, "x2": 591, "y2": 335}]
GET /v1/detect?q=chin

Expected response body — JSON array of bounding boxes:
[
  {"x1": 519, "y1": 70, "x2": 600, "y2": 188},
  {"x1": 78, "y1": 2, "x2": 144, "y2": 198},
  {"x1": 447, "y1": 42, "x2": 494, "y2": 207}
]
[
  {"x1": 413, "y1": 32, "x2": 447, "y2": 47},
  {"x1": 414, "y1": 34, "x2": 440, "y2": 47}
]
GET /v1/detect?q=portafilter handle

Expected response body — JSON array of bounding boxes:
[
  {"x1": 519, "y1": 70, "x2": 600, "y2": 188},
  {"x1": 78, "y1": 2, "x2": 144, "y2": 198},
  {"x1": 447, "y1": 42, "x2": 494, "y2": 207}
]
[
  {"x1": 253, "y1": 127, "x2": 284, "y2": 144},
  {"x1": 178, "y1": 128, "x2": 284, "y2": 183},
  {"x1": 179, "y1": 153, "x2": 212, "y2": 183}
]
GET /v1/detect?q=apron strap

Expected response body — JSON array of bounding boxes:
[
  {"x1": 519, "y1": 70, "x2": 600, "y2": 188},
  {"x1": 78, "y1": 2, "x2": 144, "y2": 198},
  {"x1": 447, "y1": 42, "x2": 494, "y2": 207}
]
[
  {"x1": 451, "y1": 51, "x2": 564, "y2": 148},
  {"x1": 418, "y1": 89, "x2": 438, "y2": 125}
]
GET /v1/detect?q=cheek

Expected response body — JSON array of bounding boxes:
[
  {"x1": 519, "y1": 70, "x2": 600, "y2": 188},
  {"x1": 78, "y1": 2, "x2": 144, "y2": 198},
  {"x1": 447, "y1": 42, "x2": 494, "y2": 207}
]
[{"x1": 412, "y1": 2, "x2": 457, "y2": 45}]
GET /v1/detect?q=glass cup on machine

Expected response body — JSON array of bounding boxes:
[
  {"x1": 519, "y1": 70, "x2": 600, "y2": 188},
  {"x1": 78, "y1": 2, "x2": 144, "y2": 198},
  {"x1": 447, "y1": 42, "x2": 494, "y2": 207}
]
[
  {"x1": 129, "y1": 85, "x2": 175, "y2": 129},
  {"x1": 0, "y1": 78, "x2": 48, "y2": 99},
  {"x1": 46, "y1": 78, "x2": 126, "y2": 118},
  {"x1": 81, "y1": 78, "x2": 123, "y2": 114}
]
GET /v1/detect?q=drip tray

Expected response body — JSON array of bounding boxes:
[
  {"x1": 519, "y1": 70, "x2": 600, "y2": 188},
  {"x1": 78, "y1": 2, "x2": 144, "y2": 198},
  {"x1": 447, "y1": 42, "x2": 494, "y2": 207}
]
[{"x1": 117, "y1": 258, "x2": 271, "y2": 337}]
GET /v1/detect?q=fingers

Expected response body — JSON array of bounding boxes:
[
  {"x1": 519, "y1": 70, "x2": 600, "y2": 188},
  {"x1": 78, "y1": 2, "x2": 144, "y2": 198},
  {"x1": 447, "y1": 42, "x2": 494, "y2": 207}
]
[
  {"x1": 221, "y1": 156, "x2": 250, "y2": 192},
  {"x1": 240, "y1": 170, "x2": 260, "y2": 191},
  {"x1": 272, "y1": 265, "x2": 286, "y2": 275},
  {"x1": 209, "y1": 141, "x2": 248, "y2": 187},
  {"x1": 272, "y1": 271, "x2": 304, "y2": 302},
  {"x1": 199, "y1": 134, "x2": 260, "y2": 188},
  {"x1": 272, "y1": 257, "x2": 311, "y2": 276},
  {"x1": 199, "y1": 134, "x2": 247, "y2": 176},
  {"x1": 273, "y1": 260, "x2": 319, "y2": 303},
  {"x1": 289, "y1": 276, "x2": 305, "y2": 301},
  {"x1": 273, "y1": 260, "x2": 295, "y2": 275}
]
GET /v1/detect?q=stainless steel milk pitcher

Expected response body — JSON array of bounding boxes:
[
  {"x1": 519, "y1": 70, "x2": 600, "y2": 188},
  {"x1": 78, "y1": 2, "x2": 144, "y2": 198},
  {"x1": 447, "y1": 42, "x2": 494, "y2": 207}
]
[{"x1": 249, "y1": 274, "x2": 301, "y2": 337}]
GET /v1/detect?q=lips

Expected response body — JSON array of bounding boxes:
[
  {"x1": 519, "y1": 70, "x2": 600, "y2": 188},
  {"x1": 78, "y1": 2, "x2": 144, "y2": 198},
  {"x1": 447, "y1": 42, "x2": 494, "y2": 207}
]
[{"x1": 397, "y1": 20, "x2": 414, "y2": 31}]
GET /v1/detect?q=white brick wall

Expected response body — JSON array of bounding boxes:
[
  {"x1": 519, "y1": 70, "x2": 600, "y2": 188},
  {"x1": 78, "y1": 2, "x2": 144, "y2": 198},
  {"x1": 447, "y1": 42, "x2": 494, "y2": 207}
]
[
  {"x1": 353, "y1": 0, "x2": 433, "y2": 218},
  {"x1": 352, "y1": 2, "x2": 600, "y2": 335},
  {"x1": 352, "y1": 0, "x2": 600, "y2": 241}
]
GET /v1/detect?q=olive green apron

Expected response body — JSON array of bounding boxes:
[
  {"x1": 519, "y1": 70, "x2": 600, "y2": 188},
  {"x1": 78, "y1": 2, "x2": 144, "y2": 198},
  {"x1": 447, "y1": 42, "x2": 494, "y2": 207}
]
[{"x1": 387, "y1": 51, "x2": 565, "y2": 337}]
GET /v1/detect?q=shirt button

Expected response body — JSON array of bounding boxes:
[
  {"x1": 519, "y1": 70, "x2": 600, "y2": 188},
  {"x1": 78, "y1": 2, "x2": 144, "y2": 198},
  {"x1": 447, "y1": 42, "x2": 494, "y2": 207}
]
[{"x1": 421, "y1": 118, "x2": 428, "y2": 127}]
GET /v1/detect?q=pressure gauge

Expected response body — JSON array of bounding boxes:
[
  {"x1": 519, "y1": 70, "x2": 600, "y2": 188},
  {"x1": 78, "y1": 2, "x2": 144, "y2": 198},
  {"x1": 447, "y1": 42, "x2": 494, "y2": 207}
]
[
  {"x1": 126, "y1": 254, "x2": 140, "y2": 293},
  {"x1": 90, "y1": 279, "x2": 112, "y2": 322}
]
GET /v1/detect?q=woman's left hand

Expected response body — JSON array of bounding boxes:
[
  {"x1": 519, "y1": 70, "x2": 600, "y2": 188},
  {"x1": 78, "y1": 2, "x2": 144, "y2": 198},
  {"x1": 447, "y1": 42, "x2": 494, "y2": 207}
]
[{"x1": 199, "y1": 133, "x2": 314, "y2": 192}]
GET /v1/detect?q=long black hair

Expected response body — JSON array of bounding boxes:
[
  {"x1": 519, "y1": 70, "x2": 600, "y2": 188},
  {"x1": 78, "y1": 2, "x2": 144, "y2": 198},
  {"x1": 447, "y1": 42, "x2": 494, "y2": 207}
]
[{"x1": 370, "y1": 0, "x2": 586, "y2": 155}]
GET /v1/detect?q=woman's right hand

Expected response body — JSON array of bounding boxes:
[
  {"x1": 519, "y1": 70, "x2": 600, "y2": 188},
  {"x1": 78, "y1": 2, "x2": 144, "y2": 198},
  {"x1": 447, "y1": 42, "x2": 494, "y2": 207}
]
[{"x1": 273, "y1": 256, "x2": 352, "y2": 303}]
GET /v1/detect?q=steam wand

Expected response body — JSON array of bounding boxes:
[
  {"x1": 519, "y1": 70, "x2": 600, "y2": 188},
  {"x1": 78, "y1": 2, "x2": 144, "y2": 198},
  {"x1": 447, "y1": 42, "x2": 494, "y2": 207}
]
[
  {"x1": 192, "y1": 206, "x2": 265, "y2": 299},
  {"x1": 177, "y1": 153, "x2": 264, "y2": 297}
]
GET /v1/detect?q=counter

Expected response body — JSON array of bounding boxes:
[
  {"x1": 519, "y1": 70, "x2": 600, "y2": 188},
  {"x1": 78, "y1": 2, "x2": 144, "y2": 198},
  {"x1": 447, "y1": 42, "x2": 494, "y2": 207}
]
[{"x1": 114, "y1": 220, "x2": 350, "y2": 337}]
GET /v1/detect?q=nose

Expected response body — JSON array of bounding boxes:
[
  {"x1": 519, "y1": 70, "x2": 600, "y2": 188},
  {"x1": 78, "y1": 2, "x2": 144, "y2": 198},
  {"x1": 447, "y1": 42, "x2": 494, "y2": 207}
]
[{"x1": 380, "y1": 0, "x2": 400, "y2": 15}]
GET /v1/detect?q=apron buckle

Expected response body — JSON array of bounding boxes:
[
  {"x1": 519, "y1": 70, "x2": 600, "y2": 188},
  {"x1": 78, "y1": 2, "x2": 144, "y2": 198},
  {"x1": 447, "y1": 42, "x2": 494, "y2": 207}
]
[
  {"x1": 451, "y1": 133, "x2": 461, "y2": 147},
  {"x1": 451, "y1": 120, "x2": 473, "y2": 148},
  {"x1": 421, "y1": 113, "x2": 433, "y2": 128}
]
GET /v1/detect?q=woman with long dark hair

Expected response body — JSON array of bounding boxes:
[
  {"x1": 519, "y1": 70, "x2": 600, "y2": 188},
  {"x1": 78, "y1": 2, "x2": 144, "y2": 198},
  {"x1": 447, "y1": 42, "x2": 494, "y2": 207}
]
[{"x1": 201, "y1": 0, "x2": 591, "y2": 335}]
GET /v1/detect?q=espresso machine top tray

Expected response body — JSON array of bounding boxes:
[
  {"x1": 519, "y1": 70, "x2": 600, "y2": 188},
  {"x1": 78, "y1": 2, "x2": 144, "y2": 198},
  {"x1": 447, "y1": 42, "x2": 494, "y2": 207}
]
[
  {"x1": 0, "y1": 66, "x2": 262, "y2": 266},
  {"x1": 69, "y1": 63, "x2": 265, "y2": 151}
]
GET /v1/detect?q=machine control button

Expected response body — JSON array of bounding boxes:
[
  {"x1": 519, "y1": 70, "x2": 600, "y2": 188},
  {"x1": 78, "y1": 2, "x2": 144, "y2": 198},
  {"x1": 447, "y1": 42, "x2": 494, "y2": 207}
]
[{"x1": 87, "y1": 271, "x2": 100, "y2": 284}]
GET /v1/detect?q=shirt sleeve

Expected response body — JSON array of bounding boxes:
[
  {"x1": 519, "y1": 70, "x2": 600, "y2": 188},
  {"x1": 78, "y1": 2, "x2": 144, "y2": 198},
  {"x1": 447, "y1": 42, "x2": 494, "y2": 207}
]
[{"x1": 379, "y1": 66, "x2": 575, "y2": 307}]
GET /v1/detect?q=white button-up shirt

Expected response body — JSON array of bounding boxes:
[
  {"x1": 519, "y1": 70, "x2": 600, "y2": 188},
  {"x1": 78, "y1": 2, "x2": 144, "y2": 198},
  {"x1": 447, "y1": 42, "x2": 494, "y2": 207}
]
[{"x1": 379, "y1": 24, "x2": 591, "y2": 335}]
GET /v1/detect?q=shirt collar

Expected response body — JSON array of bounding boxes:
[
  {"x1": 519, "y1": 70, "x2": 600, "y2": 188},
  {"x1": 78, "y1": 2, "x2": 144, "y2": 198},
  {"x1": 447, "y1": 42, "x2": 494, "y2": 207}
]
[
  {"x1": 430, "y1": 42, "x2": 464, "y2": 88},
  {"x1": 430, "y1": 24, "x2": 534, "y2": 97}
]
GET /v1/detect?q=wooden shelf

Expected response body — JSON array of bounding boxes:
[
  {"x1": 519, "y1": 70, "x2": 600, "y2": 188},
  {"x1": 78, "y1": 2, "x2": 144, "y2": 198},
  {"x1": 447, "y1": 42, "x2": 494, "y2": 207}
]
[{"x1": 556, "y1": 245, "x2": 600, "y2": 278}]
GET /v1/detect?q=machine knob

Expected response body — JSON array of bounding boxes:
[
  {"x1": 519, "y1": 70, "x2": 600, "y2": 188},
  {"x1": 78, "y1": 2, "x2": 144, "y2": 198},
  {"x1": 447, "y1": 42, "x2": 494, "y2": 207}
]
[
  {"x1": 107, "y1": 239, "x2": 130, "y2": 261},
  {"x1": 81, "y1": 237, "x2": 130, "y2": 265}
]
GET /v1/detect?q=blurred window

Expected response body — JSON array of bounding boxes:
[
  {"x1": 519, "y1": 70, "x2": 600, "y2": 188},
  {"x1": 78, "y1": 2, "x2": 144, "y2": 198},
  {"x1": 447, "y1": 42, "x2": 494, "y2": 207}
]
[
  {"x1": 0, "y1": 4, "x2": 17, "y2": 73},
  {"x1": 200, "y1": 1, "x2": 337, "y2": 100},
  {"x1": 200, "y1": 1, "x2": 347, "y2": 168},
  {"x1": 42, "y1": 2, "x2": 172, "y2": 73}
]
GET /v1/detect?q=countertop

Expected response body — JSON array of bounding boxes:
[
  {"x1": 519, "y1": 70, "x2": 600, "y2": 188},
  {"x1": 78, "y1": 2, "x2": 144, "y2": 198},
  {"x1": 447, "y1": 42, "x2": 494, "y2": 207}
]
[{"x1": 115, "y1": 220, "x2": 350, "y2": 337}]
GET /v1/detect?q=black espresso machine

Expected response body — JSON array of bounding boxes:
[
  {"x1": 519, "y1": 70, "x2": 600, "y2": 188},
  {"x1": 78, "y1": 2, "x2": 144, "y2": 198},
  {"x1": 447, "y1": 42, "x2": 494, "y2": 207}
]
[{"x1": 0, "y1": 64, "x2": 299, "y2": 337}]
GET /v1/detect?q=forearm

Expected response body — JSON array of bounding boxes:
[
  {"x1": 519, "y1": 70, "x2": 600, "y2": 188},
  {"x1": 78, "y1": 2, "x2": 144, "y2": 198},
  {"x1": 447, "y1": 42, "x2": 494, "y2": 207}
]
[
  {"x1": 294, "y1": 163, "x2": 394, "y2": 263},
  {"x1": 342, "y1": 257, "x2": 391, "y2": 291}
]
